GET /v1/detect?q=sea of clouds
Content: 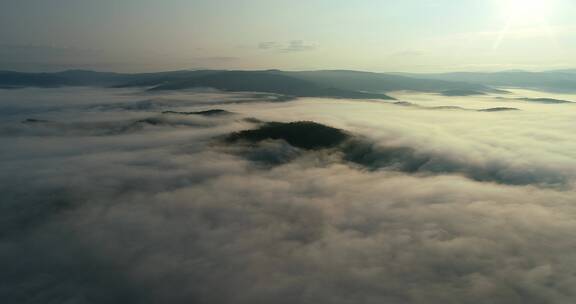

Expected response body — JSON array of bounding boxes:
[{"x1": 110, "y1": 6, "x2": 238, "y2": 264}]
[{"x1": 1, "y1": 87, "x2": 576, "y2": 304}]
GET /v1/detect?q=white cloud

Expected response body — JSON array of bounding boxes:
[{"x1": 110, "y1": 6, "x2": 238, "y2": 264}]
[
  {"x1": 2, "y1": 87, "x2": 576, "y2": 303},
  {"x1": 258, "y1": 40, "x2": 318, "y2": 53}
]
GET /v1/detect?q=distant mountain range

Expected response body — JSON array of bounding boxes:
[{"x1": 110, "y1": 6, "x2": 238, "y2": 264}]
[
  {"x1": 144, "y1": 71, "x2": 395, "y2": 100},
  {"x1": 401, "y1": 70, "x2": 576, "y2": 93},
  {"x1": 0, "y1": 69, "x2": 494, "y2": 100},
  {"x1": 268, "y1": 70, "x2": 491, "y2": 93},
  {"x1": 2, "y1": 69, "x2": 575, "y2": 99}
]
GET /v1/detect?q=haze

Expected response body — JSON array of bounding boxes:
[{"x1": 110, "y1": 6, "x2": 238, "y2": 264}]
[{"x1": 1, "y1": 0, "x2": 576, "y2": 72}]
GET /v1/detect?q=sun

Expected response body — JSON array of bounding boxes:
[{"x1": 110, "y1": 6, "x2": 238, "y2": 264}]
[{"x1": 504, "y1": 0, "x2": 551, "y2": 25}]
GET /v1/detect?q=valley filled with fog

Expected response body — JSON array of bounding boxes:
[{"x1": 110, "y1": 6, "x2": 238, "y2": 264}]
[{"x1": 2, "y1": 87, "x2": 576, "y2": 304}]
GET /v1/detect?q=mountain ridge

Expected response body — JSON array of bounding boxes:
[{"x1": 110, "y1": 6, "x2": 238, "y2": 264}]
[{"x1": 4, "y1": 68, "x2": 559, "y2": 99}]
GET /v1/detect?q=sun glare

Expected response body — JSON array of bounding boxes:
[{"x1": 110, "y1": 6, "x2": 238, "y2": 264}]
[
  {"x1": 504, "y1": 0, "x2": 551, "y2": 25},
  {"x1": 493, "y1": 0, "x2": 556, "y2": 49}
]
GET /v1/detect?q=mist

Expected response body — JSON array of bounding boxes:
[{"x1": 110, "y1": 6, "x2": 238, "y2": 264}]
[{"x1": 2, "y1": 87, "x2": 576, "y2": 303}]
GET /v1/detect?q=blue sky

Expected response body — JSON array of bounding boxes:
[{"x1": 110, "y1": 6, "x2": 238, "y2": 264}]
[{"x1": 1, "y1": 0, "x2": 575, "y2": 72}]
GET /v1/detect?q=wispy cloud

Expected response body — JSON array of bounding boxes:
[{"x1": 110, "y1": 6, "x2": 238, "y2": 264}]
[{"x1": 258, "y1": 40, "x2": 317, "y2": 53}]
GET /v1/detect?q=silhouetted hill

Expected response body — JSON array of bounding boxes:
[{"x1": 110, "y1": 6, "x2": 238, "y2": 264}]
[
  {"x1": 517, "y1": 97, "x2": 573, "y2": 104},
  {"x1": 0, "y1": 68, "x2": 507, "y2": 98},
  {"x1": 553, "y1": 69, "x2": 576, "y2": 73},
  {"x1": 225, "y1": 120, "x2": 534, "y2": 185},
  {"x1": 0, "y1": 71, "x2": 70, "y2": 88},
  {"x1": 276, "y1": 70, "x2": 493, "y2": 93},
  {"x1": 6, "y1": 69, "x2": 576, "y2": 94},
  {"x1": 113, "y1": 70, "x2": 222, "y2": 88},
  {"x1": 440, "y1": 89, "x2": 486, "y2": 96},
  {"x1": 479, "y1": 107, "x2": 520, "y2": 112},
  {"x1": 53, "y1": 70, "x2": 129, "y2": 86},
  {"x1": 226, "y1": 121, "x2": 350, "y2": 150},
  {"x1": 403, "y1": 71, "x2": 576, "y2": 93},
  {"x1": 162, "y1": 109, "x2": 233, "y2": 116},
  {"x1": 0, "y1": 70, "x2": 213, "y2": 88},
  {"x1": 392, "y1": 101, "x2": 519, "y2": 112},
  {"x1": 147, "y1": 71, "x2": 395, "y2": 100},
  {"x1": 22, "y1": 118, "x2": 53, "y2": 124}
]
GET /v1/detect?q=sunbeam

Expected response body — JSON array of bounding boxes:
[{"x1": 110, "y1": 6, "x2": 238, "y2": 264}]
[{"x1": 493, "y1": 0, "x2": 557, "y2": 50}]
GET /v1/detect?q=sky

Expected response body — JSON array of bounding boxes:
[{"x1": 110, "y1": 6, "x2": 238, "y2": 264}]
[{"x1": 1, "y1": 0, "x2": 576, "y2": 72}]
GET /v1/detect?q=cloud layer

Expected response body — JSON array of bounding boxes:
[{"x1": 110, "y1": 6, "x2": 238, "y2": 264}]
[{"x1": 1, "y1": 87, "x2": 576, "y2": 303}]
